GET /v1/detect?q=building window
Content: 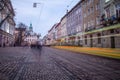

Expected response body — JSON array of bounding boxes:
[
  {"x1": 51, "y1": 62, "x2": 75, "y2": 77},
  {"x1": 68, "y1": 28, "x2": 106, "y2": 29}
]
[
  {"x1": 88, "y1": 21, "x2": 90, "y2": 28},
  {"x1": 91, "y1": 20, "x2": 94, "y2": 26},
  {"x1": 110, "y1": 29, "x2": 114, "y2": 33},
  {"x1": 88, "y1": 8, "x2": 90, "y2": 15},
  {"x1": 84, "y1": 2, "x2": 87, "y2": 8},
  {"x1": 84, "y1": 13, "x2": 86, "y2": 17},
  {"x1": 98, "y1": 33, "x2": 101, "y2": 44},
  {"x1": 91, "y1": 0, "x2": 93, "y2": 3},
  {"x1": 84, "y1": 23, "x2": 87, "y2": 31},
  {"x1": 91, "y1": 6, "x2": 94, "y2": 13},
  {"x1": 105, "y1": 8, "x2": 111, "y2": 18},
  {"x1": 116, "y1": 4, "x2": 120, "y2": 18},
  {"x1": 96, "y1": 17, "x2": 100, "y2": 25},
  {"x1": 88, "y1": 0, "x2": 90, "y2": 5},
  {"x1": 96, "y1": 3, "x2": 100, "y2": 10}
]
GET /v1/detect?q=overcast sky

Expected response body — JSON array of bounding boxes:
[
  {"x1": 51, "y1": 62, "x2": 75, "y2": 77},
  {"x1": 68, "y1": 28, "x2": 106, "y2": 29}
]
[{"x1": 11, "y1": 0, "x2": 80, "y2": 38}]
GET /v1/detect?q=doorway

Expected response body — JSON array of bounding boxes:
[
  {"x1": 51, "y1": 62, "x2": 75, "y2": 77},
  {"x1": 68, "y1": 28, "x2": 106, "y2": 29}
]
[
  {"x1": 90, "y1": 35, "x2": 93, "y2": 47},
  {"x1": 111, "y1": 36, "x2": 115, "y2": 48}
]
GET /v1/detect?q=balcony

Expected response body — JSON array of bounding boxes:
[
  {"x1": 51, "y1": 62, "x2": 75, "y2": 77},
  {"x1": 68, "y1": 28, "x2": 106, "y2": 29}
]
[
  {"x1": 100, "y1": 15, "x2": 119, "y2": 27},
  {"x1": 84, "y1": 23, "x2": 120, "y2": 35},
  {"x1": 85, "y1": 26, "x2": 95, "y2": 32}
]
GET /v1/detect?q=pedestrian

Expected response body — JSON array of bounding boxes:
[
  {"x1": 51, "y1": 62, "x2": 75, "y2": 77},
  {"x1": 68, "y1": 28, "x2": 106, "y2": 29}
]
[
  {"x1": 3, "y1": 43, "x2": 5, "y2": 47},
  {"x1": 14, "y1": 44, "x2": 15, "y2": 47}
]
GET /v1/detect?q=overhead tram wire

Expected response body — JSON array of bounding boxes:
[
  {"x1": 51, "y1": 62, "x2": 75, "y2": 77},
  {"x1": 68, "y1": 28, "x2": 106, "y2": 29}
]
[
  {"x1": 36, "y1": 3, "x2": 44, "y2": 27},
  {"x1": 33, "y1": 2, "x2": 44, "y2": 34}
]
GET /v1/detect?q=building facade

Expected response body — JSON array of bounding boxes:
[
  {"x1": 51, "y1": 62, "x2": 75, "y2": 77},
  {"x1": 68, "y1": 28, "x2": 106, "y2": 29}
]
[
  {"x1": 60, "y1": 16, "x2": 67, "y2": 44},
  {"x1": 66, "y1": 1, "x2": 83, "y2": 46},
  {"x1": 82, "y1": 0, "x2": 120, "y2": 48},
  {"x1": 102, "y1": 0, "x2": 120, "y2": 48},
  {"x1": 44, "y1": 0, "x2": 120, "y2": 48},
  {"x1": 24, "y1": 23, "x2": 39, "y2": 46},
  {"x1": 0, "y1": 0, "x2": 15, "y2": 47},
  {"x1": 51, "y1": 23, "x2": 62, "y2": 45},
  {"x1": 82, "y1": 0, "x2": 101, "y2": 47}
]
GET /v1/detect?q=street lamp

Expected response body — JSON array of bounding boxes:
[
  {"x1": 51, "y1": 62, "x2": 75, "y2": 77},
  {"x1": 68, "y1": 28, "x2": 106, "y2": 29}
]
[
  {"x1": 33, "y1": 3, "x2": 41, "y2": 8},
  {"x1": 33, "y1": 2, "x2": 43, "y2": 40}
]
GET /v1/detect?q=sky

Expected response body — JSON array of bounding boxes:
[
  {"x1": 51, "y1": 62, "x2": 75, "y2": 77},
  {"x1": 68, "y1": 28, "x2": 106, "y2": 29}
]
[{"x1": 11, "y1": 0, "x2": 80, "y2": 38}]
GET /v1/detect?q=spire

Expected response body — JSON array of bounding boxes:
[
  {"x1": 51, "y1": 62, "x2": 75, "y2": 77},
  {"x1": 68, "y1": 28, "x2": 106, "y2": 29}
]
[{"x1": 29, "y1": 23, "x2": 33, "y2": 32}]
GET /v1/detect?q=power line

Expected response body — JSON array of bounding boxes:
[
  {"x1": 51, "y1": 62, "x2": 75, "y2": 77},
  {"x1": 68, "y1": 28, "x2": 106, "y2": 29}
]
[
  {"x1": 32, "y1": 2, "x2": 44, "y2": 34},
  {"x1": 36, "y1": 3, "x2": 44, "y2": 26}
]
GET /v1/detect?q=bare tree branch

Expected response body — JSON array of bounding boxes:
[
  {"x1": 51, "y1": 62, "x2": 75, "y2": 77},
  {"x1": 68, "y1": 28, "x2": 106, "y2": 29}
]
[
  {"x1": 0, "y1": 0, "x2": 13, "y2": 28},
  {"x1": 0, "y1": 14, "x2": 10, "y2": 28}
]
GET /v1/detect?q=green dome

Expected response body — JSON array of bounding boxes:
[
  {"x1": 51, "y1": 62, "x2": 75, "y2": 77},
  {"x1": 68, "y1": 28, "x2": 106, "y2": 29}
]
[
  {"x1": 29, "y1": 23, "x2": 33, "y2": 30},
  {"x1": 29, "y1": 23, "x2": 33, "y2": 29}
]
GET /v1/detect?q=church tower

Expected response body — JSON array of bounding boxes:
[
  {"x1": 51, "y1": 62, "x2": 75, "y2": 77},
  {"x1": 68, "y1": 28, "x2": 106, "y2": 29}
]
[{"x1": 29, "y1": 23, "x2": 33, "y2": 32}]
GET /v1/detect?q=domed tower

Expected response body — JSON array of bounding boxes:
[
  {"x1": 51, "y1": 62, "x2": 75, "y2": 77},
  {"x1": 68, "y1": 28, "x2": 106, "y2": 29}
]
[{"x1": 29, "y1": 23, "x2": 33, "y2": 32}]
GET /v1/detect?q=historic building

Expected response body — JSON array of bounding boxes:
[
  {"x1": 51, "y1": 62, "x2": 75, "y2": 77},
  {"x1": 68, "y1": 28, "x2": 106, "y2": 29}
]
[
  {"x1": 42, "y1": 34, "x2": 48, "y2": 46},
  {"x1": 104, "y1": 0, "x2": 120, "y2": 19},
  {"x1": 56, "y1": 23, "x2": 61, "y2": 41},
  {"x1": 24, "y1": 23, "x2": 40, "y2": 46},
  {"x1": 0, "y1": 0, "x2": 15, "y2": 47},
  {"x1": 47, "y1": 23, "x2": 58, "y2": 45},
  {"x1": 44, "y1": 0, "x2": 120, "y2": 48},
  {"x1": 82, "y1": 0, "x2": 120, "y2": 48},
  {"x1": 82, "y1": 0, "x2": 101, "y2": 47},
  {"x1": 66, "y1": 1, "x2": 83, "y2": 46},
  {"x1": 59, "y1": 15, "x2": 68, "y2": 45},
  {"x1": 101, "y1": 0, "x2": 120, "y2": 48}
]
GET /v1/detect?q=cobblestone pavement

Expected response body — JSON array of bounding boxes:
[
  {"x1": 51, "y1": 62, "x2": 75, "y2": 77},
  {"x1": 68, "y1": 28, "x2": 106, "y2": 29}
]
[{"x1": 0, "y1": 47, "x2": 120, "y2": 80}]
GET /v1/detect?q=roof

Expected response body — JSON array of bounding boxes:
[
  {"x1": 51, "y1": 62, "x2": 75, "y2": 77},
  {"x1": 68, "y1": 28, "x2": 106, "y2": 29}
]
[
  {"x1": 62, "y1": 0, "x2": 82, "y2": 17},
  {"x1": 55, "y1": 23, "x2": 61, "y2": 28},
  {"x1": 48, "y1": 23, "x2": 59, "y2": 32}
]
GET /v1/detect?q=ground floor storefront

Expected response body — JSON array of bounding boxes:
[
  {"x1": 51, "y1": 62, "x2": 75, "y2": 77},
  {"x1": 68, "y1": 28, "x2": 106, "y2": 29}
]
[
  {"x1": 54, "y1": 24, "x2": 120, "y2": 48},
  {"x1": 83, "y1": 25, "x2": 120, "y2": 48}
]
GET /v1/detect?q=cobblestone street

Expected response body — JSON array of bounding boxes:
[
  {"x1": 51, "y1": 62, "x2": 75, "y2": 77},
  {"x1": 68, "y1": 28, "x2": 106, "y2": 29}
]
[{"x1": 0, "y1": 47, "x2": 120, "y2": 80}]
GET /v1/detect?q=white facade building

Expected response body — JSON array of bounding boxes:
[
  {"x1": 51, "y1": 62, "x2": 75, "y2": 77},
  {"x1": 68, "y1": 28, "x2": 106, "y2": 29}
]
[{"x1": 24, "y1": 23, "x2": 39, "y2": 45}]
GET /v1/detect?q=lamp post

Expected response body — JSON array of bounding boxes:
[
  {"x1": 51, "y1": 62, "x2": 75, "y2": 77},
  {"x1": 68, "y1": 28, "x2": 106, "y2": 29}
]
[{"x1": 33, "y1": 2, "x2": 43, "y2": 38}]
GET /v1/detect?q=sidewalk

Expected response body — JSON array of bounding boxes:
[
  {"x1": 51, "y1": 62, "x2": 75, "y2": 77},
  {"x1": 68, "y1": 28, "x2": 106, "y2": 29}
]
[{"x1": 53, "y1": 46, "x2": 120, "y2": 59}]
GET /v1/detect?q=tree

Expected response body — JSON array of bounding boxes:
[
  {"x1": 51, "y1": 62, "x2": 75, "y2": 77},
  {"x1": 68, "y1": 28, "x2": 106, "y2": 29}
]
[
  {"x1": 37, "y1": 33, "x2": 41, "y2": 39},
  {"x1": 15, "y1": 23, "x2": 27, "y2": 46},
  {"x1": 18, "y1": 23, "x2": 28, "y2": 29}
]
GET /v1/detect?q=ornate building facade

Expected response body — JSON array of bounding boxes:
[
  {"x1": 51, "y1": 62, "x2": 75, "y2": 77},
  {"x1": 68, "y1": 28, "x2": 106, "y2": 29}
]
[
  {"x1": 0, "y1": 0, "x2": 15, "y2": 47},
  {"x1": 44, "y1": 0, "x2": 120, "y2": 48},
  {"x1": 24, "y1": 23, "x2": 39, "y2": 46}
]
